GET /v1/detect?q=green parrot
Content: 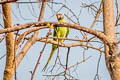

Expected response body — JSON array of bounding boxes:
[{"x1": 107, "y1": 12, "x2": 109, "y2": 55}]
[{"x1": 42, "y1": 13, "x2": 69, "y2": 71}]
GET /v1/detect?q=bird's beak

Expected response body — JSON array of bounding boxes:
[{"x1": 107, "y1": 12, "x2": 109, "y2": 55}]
[
  {"x1": 57, "y1": 15, "x2": 61, "y2": 19},
  {"x1": 57, "y1": 14, "x2": 63, "y2": 20}
]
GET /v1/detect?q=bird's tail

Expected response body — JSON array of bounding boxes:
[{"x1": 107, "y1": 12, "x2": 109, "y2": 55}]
[{"x1": 42, "y1": 48, "x2": 56, "y2": 72}]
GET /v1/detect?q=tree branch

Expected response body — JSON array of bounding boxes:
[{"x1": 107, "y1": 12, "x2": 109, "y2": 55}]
[
  {"x1": 13, "y1": 0, "x2": 47, "y2": 75},
  {"x1": 0, "y1": 0, "x2": 17, "y2": 4},
  {"x1": 36, "y1": 38, "x2": 104, "y2": 53},
  {"x1": 0, "y1": 21, "x2": 111, "y2": 44}
]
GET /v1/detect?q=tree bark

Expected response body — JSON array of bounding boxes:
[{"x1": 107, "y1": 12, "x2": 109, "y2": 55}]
[
  {"x1": 103, "y1": 0, "x2": 120, "y2": 80},
  {"x1": 2, "y1": 2, "x2": 14, "y2": 80}
]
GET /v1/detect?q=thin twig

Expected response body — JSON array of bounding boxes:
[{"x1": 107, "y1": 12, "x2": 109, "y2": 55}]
[
  {"x1": 67, "y1": 56, "x2": 91, "y2": 70},
  {"x1": 65, "y1": 47, "x2": 70, "y2": 70},
  {"x1": 14, "y1": 30, "x2": 19, "y2": 80},
  {"x1": 94, "y1": 52, "x2": 102, "y2": 80},
  {"x1": 0, "y1": 54, "x2": 6, "y2": 60},
  {"x1": 64, "y1": 47, "x2": 70, "y2": 79},
  {"x1": 0, "y1": 35, "x2": 6, "y2": 43},
  {"x1": 31, "y1": 31, "x2": 50, "y2": 80},
  {"x1": 31, "y1": 1, "x2": 47, "y2": 79}
]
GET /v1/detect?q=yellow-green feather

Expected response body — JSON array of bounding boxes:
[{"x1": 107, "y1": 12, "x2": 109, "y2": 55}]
[
  {"x1": 42, "y1": 13, "x2": 69, "y2": 71},
  {"x1": 42, "y1": 47, "x2": 56, "y2": 71}
]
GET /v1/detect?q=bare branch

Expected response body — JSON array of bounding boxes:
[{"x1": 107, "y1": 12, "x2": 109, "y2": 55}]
[
  {"x1": 0, "y1": 23, "x2": 48, "y2": 34},
  {"x1": 0, "y1": 0, "x2": 17, "y2": 4},
  {"x1": 31, "y1": 29, "x2": 51, "y2": 80},
  {"x1": 35, "y1": 38, "x2": 104, "y2": 53},
  {"x1": 15, "y1": 27, "x2": 46, "y2": 50},
  {"x1": 14, "y1": 0, "x2": 47, "y2": 75},
  {"x1": 0, "y1": 21, "x2": 110, "y2": 44}
]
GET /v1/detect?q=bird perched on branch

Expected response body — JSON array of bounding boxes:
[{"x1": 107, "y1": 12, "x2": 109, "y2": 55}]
[{"x1": 42, "y1": 13, "x2": 70, "y2": 71}]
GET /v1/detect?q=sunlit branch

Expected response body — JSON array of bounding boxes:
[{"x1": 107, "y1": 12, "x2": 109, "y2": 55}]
[
  {"x1": 0, "y1": 0, "x2": 17, "y2": 4},
  {"x1": 0, "y1": 21, "x2": 110, "y2": 43},
  {"x1": 35, "y1": 38, "x2": 104, "y2": 53},
  {"x1": 15, "y1": 27, "x2": 46, "y2": 50}
]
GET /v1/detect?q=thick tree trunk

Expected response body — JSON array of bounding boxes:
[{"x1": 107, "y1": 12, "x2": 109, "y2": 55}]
[
  {"x1": 103, "y1": 0, "x2": 120, "y2": 80},
  {"x1": 2, "y1": 2, "x2": 14, "y2": 80}
]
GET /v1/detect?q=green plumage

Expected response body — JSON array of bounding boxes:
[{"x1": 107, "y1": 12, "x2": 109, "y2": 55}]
[{"x1": 42, "y1": 13, "x2": 69, "y2": 71}]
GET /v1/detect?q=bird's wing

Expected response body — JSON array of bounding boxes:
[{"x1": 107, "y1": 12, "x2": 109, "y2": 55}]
[{"x1": 66, "y1": 27, "x2": 69, "y2": 37}]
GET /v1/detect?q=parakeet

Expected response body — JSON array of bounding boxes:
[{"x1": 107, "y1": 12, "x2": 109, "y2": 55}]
[{"x1": 42, "y1": 13, "x2": 69, "y2": 71}]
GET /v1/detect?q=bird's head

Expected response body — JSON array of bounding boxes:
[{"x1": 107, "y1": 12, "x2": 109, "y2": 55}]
[{"x1": 56, "y1": 13, "x2": 64, "y2": 20}]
